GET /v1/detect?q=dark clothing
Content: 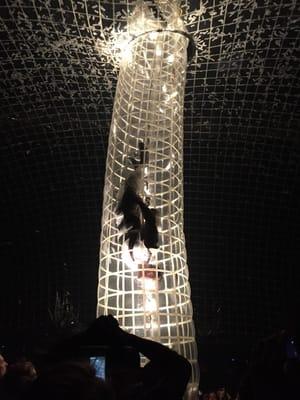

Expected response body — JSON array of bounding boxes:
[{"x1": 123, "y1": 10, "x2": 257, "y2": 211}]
[
  {"x1": 117, "y1": 186, "x2": 159, "y2": 251},
  {"x1": 109, "y1": 330, "x2": 191, "y2": 400},
  {"x1": 239, "y1": 331, "x2": 299, "y2": 400},
  {"x1": 51, "y1": 316, "x2": 191, "y2": 400}
]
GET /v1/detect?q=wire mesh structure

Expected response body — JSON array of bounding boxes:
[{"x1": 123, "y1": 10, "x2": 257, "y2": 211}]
[
  {"x1": 0, "y1": 0, "x2": 299, "y2": 364},
  {"x1": 97, "y1": 2, "x2": 199, "y2": 396}
]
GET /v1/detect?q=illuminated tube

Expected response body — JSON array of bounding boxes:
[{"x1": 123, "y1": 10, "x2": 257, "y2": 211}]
[{"x1": 97, "y1": 3, "x2": 199, "y2": 397}]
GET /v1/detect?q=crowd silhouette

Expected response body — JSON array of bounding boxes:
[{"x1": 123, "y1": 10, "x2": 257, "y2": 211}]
[{"x1": 0, "y1": 312, "x2": 299, "y2": 399}]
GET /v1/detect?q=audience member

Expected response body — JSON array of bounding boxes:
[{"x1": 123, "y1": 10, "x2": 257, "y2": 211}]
[
  {"x1": 0, "y1": 354, "x2": 8, "y2": 399},
  {"x1": 204, "y1": 392, "x2": 218, "y2": 400},
  {"x1": 0, "y1": 359, "x2": 36, "y2": 399},
  {"x1": 0, "y1": 316, "x2": 191, "y2": 399},
  {"x1": 0, "y1": 354, "x2": 8, "y2": 378},
  {"x1": 216, "y1": 386, "x2": 231, "y2": 399},
  {"x1": 238, "y1": 302, "x2": 299, "y2": 399},
  {"x1": 25, "y1": 361, "x2": 113, "y2": 400},
  {"x1": 52, "y1": 315, "x2": 191, "y2": 400}
]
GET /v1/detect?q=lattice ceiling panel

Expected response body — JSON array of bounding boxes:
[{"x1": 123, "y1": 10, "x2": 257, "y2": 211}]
[{"x1": 0, "y1": 0, "x2": 299, "y2": 339}]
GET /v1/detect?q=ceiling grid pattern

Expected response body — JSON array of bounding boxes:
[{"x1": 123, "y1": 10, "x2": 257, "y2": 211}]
[{"x1": 0, "y1": 0, "x2": 299, "y2": 340}]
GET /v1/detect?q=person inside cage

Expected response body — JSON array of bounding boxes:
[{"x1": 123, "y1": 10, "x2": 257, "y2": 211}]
[{"x1": 116, "y1": 141, "x2": 159, "y2": 267}]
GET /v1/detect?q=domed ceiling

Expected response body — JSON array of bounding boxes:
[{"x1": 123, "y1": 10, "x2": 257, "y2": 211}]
[{"x1": 0, "y1": 0, "x2": 299, "y2": 342}]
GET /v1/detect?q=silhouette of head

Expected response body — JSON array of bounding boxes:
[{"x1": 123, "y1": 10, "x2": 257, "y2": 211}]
[{"x1": 26, "y1": 361, "x2": 113, "y2": 400}]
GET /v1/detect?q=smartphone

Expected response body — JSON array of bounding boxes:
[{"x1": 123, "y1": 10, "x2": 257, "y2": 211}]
[
  {"x1": 89, "y1": 356, "x2": 106, "y2": 380},
  {"x1": 286, "y1": 338, "x2": 299, "y2": 360}
]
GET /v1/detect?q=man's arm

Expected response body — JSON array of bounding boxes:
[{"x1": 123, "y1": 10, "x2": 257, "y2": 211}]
[{"x1": 109, "y1": 319, "x2": 192, "y2": 399}]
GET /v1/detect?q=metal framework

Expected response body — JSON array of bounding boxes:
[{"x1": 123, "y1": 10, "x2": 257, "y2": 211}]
[
  {"x1": 1, "y1": 0, "x2": 299, "y2": 365},
  {"x1": 97, "y1": 2, "x2": 199, "y2": 397}
]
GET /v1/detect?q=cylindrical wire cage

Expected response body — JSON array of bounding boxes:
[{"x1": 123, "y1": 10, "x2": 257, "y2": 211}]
[{"x1": 97, "y1": 28, "x2": 199, "y2": 395}]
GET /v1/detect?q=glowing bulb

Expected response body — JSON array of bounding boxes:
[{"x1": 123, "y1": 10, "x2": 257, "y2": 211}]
[
  {"x1": 162, "y1": 84, "x2": 167, "y2": 93},
  {"x1": 132, "y1": 243, "x2": 149, "y2": 263},
  {"x1": 143, "y1": 277, "x2": 157, "y2": 291},
  {"x1": 167, "y1": 54, "x2": 175, "y2": 63},
  {"x1": 120, "y1": 42, "x2": 133, "y2": 63},
  {"x1": 156, "y1": 46, "x2": 162, "y2": 56},
  {"x1": 165, "y1": 161, "x2": 171, "y2": 171},
  {"x1": 149, "y1": 31, "x2": 158, "y2": 41},
  {"x1": 145, "y1": 296, "x2": 157, "y2": 312}
]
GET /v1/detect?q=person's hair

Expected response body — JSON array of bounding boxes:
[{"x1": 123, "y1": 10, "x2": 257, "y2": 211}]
[{"x1": 25, "y1": 361, "x2": 113, "y2": 400}]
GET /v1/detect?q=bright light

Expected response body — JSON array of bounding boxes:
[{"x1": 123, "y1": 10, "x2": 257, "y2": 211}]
[
  {"x1": 122, "y1": 241, "x2": 138, "y2": 271},
  {"x1": 167, "y1": 54, "x2": 175, "y2": 63},
  {"x1": 97, "y1": 1, "x2": 199, "y2": 395},
  {"x1": 143, "y1": 277, "x2": 157, "y2": 291},
  {"x1": 132, "y1": 243, "x2": 149, "y2": 264},
  {"x1": 120, "y1": 42, "x2": 133, "y2": 63},
  {"x1": 109, "y1": 31, "x2": 133, "y2": 64},
  {"x1": 149, "y1": 31, "x2": 158, "y2": 41},
  {"x1": 168, "y1": 91, "x2": 178, "y2": 100},
  {"x1": 156, "y1": 46, "x2": 162, "y2": 56},
  {"x1": 145, "y1": 296, "x2": 157, "y2": 313}
]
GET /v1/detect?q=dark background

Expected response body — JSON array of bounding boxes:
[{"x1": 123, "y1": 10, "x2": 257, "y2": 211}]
[{"x1": 0, "y1": 0, "x2": 299, "y2": 388}]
